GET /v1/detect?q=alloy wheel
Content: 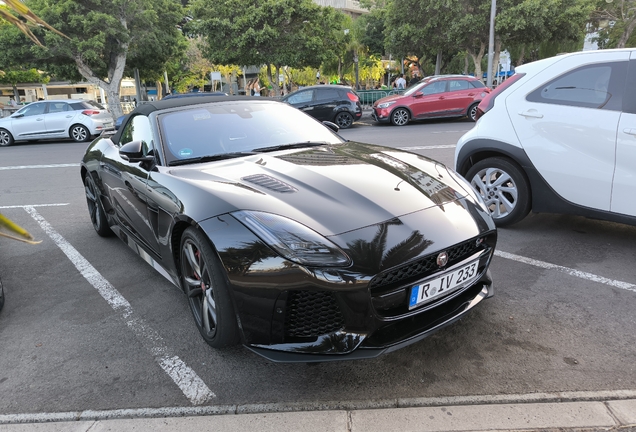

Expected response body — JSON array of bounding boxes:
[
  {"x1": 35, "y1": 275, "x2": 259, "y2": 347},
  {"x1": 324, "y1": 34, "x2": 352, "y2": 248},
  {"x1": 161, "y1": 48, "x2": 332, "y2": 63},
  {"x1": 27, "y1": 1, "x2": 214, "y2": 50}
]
[
  {"x1": 391, "y1": 108, "x2": 409, "y2": 126},
  {"x1": 0, "y1": 129, "x2": 14, "y2": 146},
  {"x1": 470, "y1": 167, "x2": 519, "y2": 219},
  {"x1": 334, "y1": 112, "x2": 353, "y2": 129},
  {"x1": 71, "y1": 125, "x2": 89, "y2": 142},
  {"x1": 182, "y1": 239, "x2": 218, "y2": 338}
]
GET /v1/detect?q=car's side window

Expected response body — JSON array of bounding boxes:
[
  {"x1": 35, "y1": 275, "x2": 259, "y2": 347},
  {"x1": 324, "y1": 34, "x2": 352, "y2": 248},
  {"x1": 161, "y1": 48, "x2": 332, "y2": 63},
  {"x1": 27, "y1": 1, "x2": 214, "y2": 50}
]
[
  {"x1": 449, "y1": 80, "x2": 470, "y2": 91},
  {"x1": 421, "y1": 81, "x2": 447, "y2": 95},
  {"x1": 316, "y1": 89, "x2": 341, "y2": 101},
  {"x1": 47, "y1": 102, "x2": 69, "y2": 113},
  {"x1": 287, "y1": 90, "x2": 314, "y2": 104},
  {"x1": 527, "y1": 62, "x2": 628, "y2": 111},
  {"x1": 119, "y1": 115, "x2": 155, "y2": 156},
  {"x1": 17, "y1": 102, "x2": 46, "y2": 117}
]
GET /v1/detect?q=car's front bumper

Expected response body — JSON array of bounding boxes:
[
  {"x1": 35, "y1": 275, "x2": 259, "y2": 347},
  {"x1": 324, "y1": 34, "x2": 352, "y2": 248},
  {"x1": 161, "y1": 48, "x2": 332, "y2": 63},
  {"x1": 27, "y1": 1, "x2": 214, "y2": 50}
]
[
  {"x1": 372, "y1": 108, "x2": 391, "y2": 123},
  {"x1": 248, "y1": 271, "x2": 493, "y2": 362},
  {"x1": 199, "y1": 198, "x2": 497, "y2": 362}
]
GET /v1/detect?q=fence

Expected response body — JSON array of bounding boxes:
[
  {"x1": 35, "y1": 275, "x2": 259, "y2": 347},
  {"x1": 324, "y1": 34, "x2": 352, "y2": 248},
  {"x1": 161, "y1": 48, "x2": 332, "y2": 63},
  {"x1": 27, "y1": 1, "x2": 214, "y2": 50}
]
[{"x1": 356, "y1": 89, "x2": 405, "y2": 109}]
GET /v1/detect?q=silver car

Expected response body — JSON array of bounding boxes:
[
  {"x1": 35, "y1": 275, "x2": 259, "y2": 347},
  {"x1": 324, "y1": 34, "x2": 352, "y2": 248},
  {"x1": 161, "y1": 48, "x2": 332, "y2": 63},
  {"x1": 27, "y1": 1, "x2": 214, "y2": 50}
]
[{"x1": 0, "y1": 99, "x2": 115, "y2": 146}]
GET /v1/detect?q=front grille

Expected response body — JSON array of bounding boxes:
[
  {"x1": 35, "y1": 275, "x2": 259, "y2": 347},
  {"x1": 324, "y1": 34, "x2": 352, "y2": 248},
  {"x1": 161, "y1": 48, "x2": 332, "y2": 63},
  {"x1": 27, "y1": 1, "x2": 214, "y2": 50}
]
[
  {"x1": 369, "y1": 237, "x2": 483, "y2": 293},
  {"x1": 284, "y1": 291, "x2": 345, "y2": 339}
]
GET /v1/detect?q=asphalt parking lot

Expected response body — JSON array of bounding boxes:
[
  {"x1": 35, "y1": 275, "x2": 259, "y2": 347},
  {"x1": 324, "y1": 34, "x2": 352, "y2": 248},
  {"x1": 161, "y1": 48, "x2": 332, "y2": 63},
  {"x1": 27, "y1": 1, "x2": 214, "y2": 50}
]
[{"x1": 1, "y1": 122, "x2": 635, "y2": 422}]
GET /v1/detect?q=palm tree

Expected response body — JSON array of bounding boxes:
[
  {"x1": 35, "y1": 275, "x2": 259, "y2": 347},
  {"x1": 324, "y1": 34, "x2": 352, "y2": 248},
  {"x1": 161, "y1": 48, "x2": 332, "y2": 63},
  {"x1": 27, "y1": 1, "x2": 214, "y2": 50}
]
[
  {"x1": 0, "y1": 214, "x2": 39, "y2": 244},
  {"x1": 0, "y1": 0, "x2": 68, "y2": 47}
]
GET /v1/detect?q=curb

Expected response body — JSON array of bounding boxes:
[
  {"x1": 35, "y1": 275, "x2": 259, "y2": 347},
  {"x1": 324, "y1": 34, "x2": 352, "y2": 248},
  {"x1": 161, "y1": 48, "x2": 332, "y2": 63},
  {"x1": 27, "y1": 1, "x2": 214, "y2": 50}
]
[{"x1": 1, "y1": 391, "x2": 636, "y2": 431}]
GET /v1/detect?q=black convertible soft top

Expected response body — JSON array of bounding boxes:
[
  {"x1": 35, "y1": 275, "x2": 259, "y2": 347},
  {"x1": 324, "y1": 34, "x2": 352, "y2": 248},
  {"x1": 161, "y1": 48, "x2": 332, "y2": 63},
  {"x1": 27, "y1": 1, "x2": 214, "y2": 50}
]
[{"x1": 112, "y1": 96, "x2": 275, "y2": 143}]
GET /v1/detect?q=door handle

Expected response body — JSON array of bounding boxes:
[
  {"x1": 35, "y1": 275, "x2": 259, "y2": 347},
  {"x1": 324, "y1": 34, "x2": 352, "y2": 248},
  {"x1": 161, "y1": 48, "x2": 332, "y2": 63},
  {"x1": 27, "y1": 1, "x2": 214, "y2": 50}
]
[
  {"x1": 519, "y1": 110, "x2": 543, "y2": 119},
  {"x1": 66, "y1": 115, "x2": 73, "y2": 118},
  {"x1": 36, "y1": 118, "x2": 44, "y2": 121},
  {"x1": 438, "y1": 96, "x2": 445, "y2": 100},
  {"x1": 624, "y1": 128, "x2": 636, "y2": 136}
]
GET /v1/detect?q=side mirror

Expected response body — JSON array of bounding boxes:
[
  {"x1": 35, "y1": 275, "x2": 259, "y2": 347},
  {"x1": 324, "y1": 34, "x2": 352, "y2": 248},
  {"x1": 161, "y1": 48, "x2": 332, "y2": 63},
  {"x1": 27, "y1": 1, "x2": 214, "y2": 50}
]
[
  {"x1": 413, "y1": 92, "x2": 423, "y2": 98},
  {"x1": 12, "y1": 113, "x2": 24, "y2": 118},
  {"x1": 119, "y1": 140, "x2": 155, "y2": 163},
  {"x1": 323, "y1": 121, "x2": 340, "y2": 133}
]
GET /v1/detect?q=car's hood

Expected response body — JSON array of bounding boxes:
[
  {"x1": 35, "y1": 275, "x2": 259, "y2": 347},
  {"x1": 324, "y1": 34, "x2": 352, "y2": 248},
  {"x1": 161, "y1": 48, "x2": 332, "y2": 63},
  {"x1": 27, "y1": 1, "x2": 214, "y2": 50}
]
[
  {"x1": 167, "y1": 142, "x2": 476, "y2": 236},
  {"x1": 374, "y1": 94, "x2": 406, "y2": 106}
]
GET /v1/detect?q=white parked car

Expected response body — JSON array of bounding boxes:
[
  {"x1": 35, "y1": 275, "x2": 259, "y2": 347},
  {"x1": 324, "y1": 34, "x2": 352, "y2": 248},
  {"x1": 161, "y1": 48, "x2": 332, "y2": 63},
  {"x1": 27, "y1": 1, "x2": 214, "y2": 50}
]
[
  {"x1": 0, "y1": 99, "x2": 114, "y2": 146},
  {"x1": 455, "y1": 48, "x2": 636, "y2": 226}
]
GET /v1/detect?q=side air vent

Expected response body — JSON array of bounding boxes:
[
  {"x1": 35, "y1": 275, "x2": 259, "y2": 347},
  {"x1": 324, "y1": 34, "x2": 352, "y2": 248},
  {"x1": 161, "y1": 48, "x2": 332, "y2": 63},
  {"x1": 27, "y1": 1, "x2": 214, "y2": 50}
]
[{"x1": 241, "y1": 174, "x2": 297, "y2": 193}]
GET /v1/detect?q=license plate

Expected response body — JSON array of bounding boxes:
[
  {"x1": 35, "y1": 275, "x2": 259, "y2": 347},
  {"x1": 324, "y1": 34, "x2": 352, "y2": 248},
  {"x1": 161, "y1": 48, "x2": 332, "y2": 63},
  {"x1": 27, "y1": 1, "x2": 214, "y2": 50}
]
[
  {"x1": 409, "y1": 259, "x2": 479, "y2": 309},
  {"x1": 104, "y1": 122, "x2": 112, "y2": 127}
]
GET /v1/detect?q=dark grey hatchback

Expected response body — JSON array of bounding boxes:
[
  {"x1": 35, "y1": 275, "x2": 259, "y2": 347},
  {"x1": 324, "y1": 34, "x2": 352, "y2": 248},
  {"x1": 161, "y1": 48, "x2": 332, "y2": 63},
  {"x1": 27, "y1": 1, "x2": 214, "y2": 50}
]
[{"x1": 281, "y1": 84, "x2": 362, "y2": 129}]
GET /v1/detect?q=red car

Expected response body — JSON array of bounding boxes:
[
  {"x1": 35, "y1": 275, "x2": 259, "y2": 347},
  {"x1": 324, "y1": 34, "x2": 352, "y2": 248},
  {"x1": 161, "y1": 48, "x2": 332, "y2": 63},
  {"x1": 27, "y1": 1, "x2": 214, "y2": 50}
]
[{"x1": 372, "y1": 75, "x2": 491, "y2": 126}]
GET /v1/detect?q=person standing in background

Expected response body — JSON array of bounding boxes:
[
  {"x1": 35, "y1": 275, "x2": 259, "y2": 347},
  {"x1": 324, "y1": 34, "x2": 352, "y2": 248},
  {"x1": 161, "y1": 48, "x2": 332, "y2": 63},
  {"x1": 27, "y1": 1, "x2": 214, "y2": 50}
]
[{"x1": 252, "y1": 78, "x2": 261, "y2": 96}]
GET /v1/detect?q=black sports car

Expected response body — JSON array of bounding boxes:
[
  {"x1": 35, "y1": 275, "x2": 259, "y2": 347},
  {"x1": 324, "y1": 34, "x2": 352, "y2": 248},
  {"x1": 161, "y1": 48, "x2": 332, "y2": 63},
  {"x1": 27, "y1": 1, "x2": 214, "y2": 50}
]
[{"x1": 81, "y1": 96, "x2": 497, "y2": 362}]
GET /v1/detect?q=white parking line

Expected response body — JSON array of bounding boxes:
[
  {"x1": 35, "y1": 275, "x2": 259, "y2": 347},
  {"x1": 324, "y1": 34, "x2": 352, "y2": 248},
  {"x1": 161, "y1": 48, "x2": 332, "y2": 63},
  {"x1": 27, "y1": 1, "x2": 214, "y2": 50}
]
[
  {"x1": 22, "y1": 206, "x2": 215, "y2": 405},
  {"x1": 495, "y1": 250, "x2": 636, "y2": 293},
  {"x1": 399, "y1": 145, "x2": 456, "y2": 150},
  {"x1": 0, "y1": 203, "x2": 70, "y2": 209},
  {"x1": 0, "y1": 163, "x2": 80, "y2": 171}
]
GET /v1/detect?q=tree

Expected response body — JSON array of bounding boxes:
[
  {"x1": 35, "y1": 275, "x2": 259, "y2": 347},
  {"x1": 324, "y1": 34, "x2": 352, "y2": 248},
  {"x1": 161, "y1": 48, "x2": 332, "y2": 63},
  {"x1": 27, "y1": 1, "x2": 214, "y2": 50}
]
[
  {"x1": 498, "y1": 0, "x2": 592, "y2": 66},
  {"x1": 4, "y1": 0, "x2": 185, "y2": 118},
  {"x1": 0, "y1": 68, "x2": 49, "y2": 100},
  {"x1": 188, "y1": 0, "x2": 345, "y2": 96},
  {"x1": 384, "y1": 0, "x2": 472, "y2": 77},
  {"x1": 591, "y1": 0, "x2": 636, "y2": 48}
]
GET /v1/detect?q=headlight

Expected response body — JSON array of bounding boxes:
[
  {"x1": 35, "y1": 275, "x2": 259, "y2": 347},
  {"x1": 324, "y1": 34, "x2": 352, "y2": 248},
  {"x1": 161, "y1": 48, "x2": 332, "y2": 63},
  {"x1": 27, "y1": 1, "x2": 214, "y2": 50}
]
[
  {"x1": 377, "y1": 101, "x2": 396, "y2": 109},
  {"x1": 232, "y1": 211, "x2": 351, "y2": 267}
]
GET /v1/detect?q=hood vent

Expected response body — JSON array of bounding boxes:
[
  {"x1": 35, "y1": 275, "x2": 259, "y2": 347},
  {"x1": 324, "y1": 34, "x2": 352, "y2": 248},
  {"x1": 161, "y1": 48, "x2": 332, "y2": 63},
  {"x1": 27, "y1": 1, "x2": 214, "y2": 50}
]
[{"x1": 241, "y1": 174, "x2": 297, "y2": 193}]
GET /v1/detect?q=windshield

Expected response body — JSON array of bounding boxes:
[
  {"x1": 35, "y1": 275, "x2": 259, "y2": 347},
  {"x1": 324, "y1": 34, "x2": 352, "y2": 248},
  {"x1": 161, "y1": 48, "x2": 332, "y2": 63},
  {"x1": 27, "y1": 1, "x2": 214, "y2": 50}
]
[
  {"x1": 159, "y1": 101, "x2": 344, "y2": 165},
  {"x1": 403, "y1": 79, "x2": 431, "y2": 96}
]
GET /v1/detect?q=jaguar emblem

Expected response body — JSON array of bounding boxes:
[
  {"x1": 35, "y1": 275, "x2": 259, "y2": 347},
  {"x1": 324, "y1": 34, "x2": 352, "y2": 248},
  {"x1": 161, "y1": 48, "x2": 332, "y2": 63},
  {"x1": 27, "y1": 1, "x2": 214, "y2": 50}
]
[{"x1": 436, "y1": 252, "x2": 449, "y2": 267}]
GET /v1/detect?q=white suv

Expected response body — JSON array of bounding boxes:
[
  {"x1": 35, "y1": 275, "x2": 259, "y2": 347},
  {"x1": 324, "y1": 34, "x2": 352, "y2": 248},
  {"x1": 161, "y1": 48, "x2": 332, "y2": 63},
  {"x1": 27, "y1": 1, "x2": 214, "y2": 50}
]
[
  {"x1": 0, "y1": 99, "x2": 114, "y2": 146},
  {"x1": 455, "y1": 49, "x2": 636, "y2": 226}
]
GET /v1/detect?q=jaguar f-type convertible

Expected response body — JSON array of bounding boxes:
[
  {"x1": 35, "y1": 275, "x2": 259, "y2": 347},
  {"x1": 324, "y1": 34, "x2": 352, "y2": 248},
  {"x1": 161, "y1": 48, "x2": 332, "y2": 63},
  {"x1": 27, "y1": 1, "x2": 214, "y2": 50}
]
[{"x1": 81, "y1": 96, "x2": 497, "y2": 362}]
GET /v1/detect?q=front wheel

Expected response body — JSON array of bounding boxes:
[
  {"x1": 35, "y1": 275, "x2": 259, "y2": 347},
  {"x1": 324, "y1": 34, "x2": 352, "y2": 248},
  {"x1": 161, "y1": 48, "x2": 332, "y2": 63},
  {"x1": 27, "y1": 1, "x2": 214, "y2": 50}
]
[
  {"x1": 468, "y1": 103, "x2": 479, "y2": 121},
  {"x1": 0, "y1": 129, "x2": 14, "y2": 147},
  {"x1": 390, "y1": 108, "x2": 410, "y2": 126},
  {"x1": 334, "y1": 111, "x2": 354, "y2": 129},
  {"x1": 465, "y1": 157, "x2": 531, "y2": 226},
  {"x1": 84, "y1": 174, "x2": 112, "y2": 236},
  {"x1": 180, "y1": 227, "x2": 240, "y2": 349},
  {"x1": 70, "y1": 124, "x2": 90, "y2": 142}
]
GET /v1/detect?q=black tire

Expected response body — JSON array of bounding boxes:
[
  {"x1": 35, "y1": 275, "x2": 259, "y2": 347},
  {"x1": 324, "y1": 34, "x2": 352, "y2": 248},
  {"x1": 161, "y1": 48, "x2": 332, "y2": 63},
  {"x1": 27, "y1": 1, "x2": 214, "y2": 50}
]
[
  {"x1": 180, "y1": 227, "x2": 240, "y2": 349},
  {"x1": 468, "y1": 103, "x2": 479, "y2": 121},
  {"x1": 390, "y1": 108, "x2": 410, "y2": 126},
  {"x1": 465, "y1": 157, "x2": 531, "y2": 226},
  {"x1": 0, "y1": 129, "x2": 14, "y2": 147},
  {"x1": 70, "y1": 124, "x2": 91, "y2": 142},
  {"x1": 84, "y1": 174, "x2": 113, "y2": 236},
  {"x1": 334, "y1": 111, "x2": 354, "y2": 129}
]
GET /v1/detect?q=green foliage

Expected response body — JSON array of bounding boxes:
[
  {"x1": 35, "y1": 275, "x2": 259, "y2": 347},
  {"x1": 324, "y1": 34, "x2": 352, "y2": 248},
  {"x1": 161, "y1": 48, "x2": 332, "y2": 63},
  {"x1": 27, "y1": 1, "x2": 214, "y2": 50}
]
[
  {"x1": 498, "y1": 0, "x2": 592, "y2": 62},
  {"x1": 356, "y1": 8, "x2": 386, "y2": 57},
  {"x1": 188, "y1": 0, "x2": 346, "y2": 70},
  {"x1": 0, "y1": 68, "x2": 48, "y2": 85},
  {"x1": 21, "y1": 0, "x2": 184, "y2": 81},
  {"x1": 591, "y1": 0, "x2": 636, "y2": 48}
]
